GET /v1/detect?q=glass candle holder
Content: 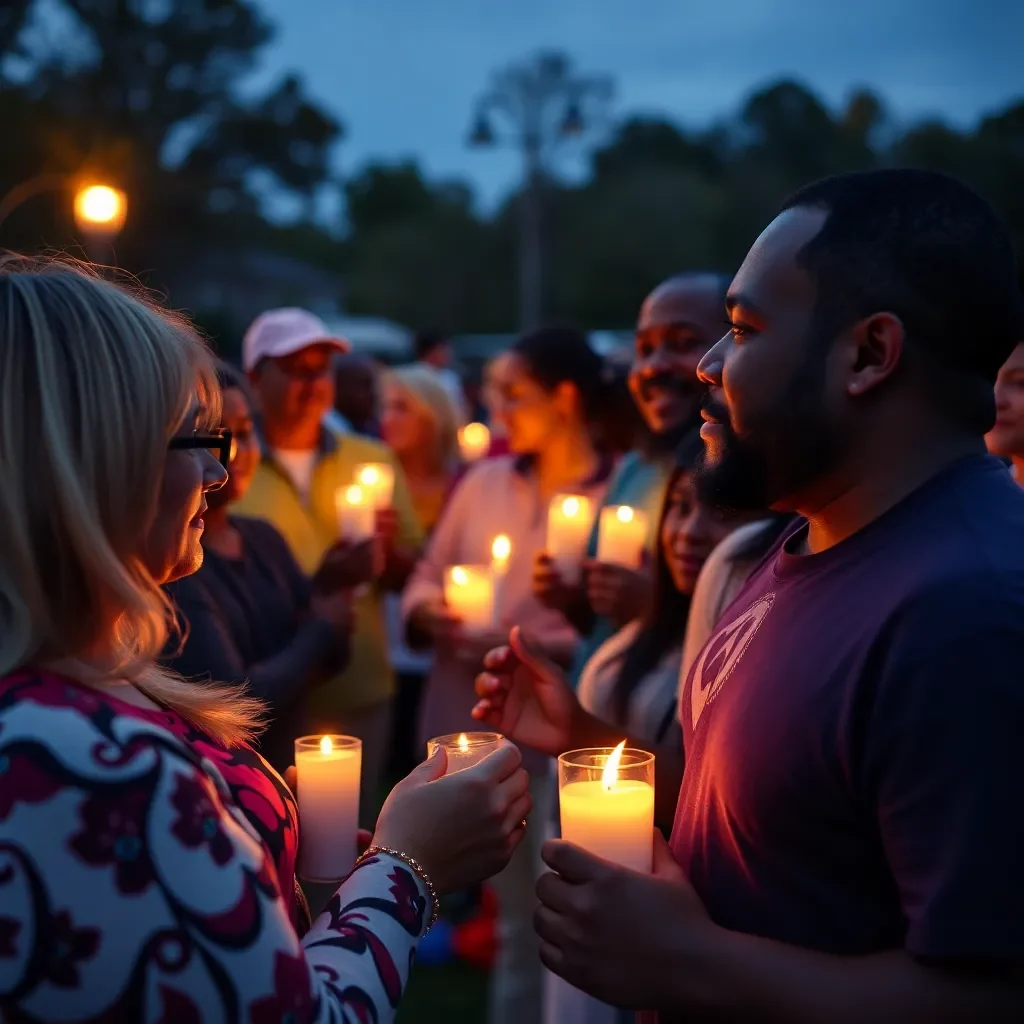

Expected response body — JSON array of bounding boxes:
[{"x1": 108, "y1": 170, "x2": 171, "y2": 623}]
[
  {"x1": 294, "y1": 735, "x2": 362, "y2": 882},
  {"x1": 558, "y1": 745, "x2": 655, "y2": 873},
  {"x1": 427, "y1": 731, "x2": 505, "y2": 773}
]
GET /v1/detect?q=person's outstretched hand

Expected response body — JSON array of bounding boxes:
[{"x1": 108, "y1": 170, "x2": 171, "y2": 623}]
[
  {"x1": 372, "y1": 743, "x2": 532, "y2": 894},
  {"x1": 472, "y1": 626, "x2": 580, "y2": 757}
]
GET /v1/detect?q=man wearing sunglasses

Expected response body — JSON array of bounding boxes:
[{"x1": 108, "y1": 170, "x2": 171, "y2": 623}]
[
  {"x1": 233, "y1": 307, "x2": 424, "y2": 821},
  {"x1": 534, "y1": 272, "x2": 730, "y2": 682}
]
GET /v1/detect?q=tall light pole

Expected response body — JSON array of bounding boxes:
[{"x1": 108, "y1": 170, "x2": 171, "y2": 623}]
[{"x1": 468, "y1": 52, "x2": 613, "y2": 331}]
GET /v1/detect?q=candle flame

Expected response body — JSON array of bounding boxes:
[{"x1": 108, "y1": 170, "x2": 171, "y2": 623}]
[
  {"x1": 359, "y1": 465, "x2": 380, "y2": 486},
  {"x1": 458, "y1": 732, "x2": 470, "y2": 752},
  {"x1": 461, "y1": 422, "x2": 489, "y2": 446},
  {"x1": 602, "y1": 740, "x2": 627, "y2": 791},
  {"x1": 320, "y1": 735, "x2": 333, "y2": 756},
  {"x1": 451, "y1": 566, "x2": 469, "y2": 586},
  {"x1": 492, "y1": 534, "x2": 511, "y2": 562},
  {"x1": 616, "y1": 505, "x2": 635, "y2": 524},
  {"x1": 562, "y1": 496, "x2": 580, "y2": 517},
  {"x1": 345, "y1": 484, "x2": 364, "y2": 505}
]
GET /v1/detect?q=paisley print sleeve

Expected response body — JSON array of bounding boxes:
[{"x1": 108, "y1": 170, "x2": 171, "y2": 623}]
[{"x1": 0, "y1": 696, "x2": 429, "y2": 1023}]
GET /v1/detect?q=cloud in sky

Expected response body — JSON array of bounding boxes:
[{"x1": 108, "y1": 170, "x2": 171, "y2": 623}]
[{"x1": 251, "y1": 0, "x2": 1024, "y2": 208}]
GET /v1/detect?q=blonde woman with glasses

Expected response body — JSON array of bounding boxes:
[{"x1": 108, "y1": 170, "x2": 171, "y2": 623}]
[{"x1": 0, "y1": 258, "x2": 530, "y2": 1022}]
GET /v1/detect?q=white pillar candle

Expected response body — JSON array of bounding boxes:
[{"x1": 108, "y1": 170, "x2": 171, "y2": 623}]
[
  {"x1": 546, "y1": 494, "x2": 594, "y2": 584},
  {"x1": 427, "y1": 731, "x2": 505, "y2": 773},
  {"x1": 597, "y1": 505, "x2": 648, "y2": 569},
  {"x1": 354, "y1": 462, "x2": 395, "y2": 509},
  {"x1": 444, "y1": 565, "x2": 495, "y2": 632},
  {"x1": 335, "y1": 484, "x2": 376, "y2": 541},
  {"x1": 558, "y1": 742, "x2": 655, "y2": 873},
  {"x1": 458, "y1": 422, "x2": 491, "y2": 462},
  {"x1": 295, "y1": 735, "x2": 362, "y2": 882},
  {"x1": 491, "y1": 534, "x2": 511, "y2": 625}
]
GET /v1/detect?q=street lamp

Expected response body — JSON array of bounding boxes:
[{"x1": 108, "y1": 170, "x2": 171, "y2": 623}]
[
  {"x1": 468, "y1": 52, "x2": 613, "y2": 330},
  {"x1": 0, "y1": 175, "x2": 127, "y2": 259},
  {"x1": 73, "y1": 184, "x2": 127, "y2": 236}
]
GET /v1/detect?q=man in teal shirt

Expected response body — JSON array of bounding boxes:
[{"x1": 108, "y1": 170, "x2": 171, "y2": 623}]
[{"x1": 536, "y1": 271, "x2": 730, "y2": 683}]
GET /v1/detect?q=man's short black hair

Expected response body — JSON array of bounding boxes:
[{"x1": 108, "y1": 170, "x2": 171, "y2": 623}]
[
  {"x1": 780, "y1": 169, "x2": 1023, "y2": 430},
  {"x1": 414, "y1": 330, "x2": 448, "y2": 361}
]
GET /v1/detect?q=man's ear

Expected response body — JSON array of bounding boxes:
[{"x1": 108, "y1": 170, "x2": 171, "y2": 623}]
[{"x1": 844, "y1": 312, "x2": 904, "y2": 397}]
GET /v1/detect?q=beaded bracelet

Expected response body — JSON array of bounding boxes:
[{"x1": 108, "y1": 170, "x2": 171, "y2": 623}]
[{"x1": 356, "y1": 845, "x2": 439, "y2": 932}]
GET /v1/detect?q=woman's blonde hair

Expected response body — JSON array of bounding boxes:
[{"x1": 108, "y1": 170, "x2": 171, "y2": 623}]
[
  {"x1": 383, "y1": 364, "x2": 461, "y2": 468},
  {"x1": 0, "y1": 256, "x2": 264, "y2": 745}
]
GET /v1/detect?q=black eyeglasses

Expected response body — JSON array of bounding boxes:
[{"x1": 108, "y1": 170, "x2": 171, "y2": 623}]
[{"x1": 168, "y1": 429, "x2": 234, "y2": 468}]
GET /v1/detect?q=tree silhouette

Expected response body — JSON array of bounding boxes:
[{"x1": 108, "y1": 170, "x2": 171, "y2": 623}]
[{"x1": 0, "y1": 0, "x2": 341, "y2": 273}]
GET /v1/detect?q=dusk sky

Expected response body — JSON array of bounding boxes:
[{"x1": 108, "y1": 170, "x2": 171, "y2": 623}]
[{"x1": 253, "y1": 0, "x2": 1023, "y2": 211}]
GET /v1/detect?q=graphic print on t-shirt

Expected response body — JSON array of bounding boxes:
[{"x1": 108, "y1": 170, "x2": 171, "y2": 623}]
[{"x1": 690, "y1": 593, "x2": 773, "y2": 729}]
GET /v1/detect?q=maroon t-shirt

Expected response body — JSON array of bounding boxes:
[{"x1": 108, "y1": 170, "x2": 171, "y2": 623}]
[{"x1": 673, "y1": 455, "x2": 1024, "y2": 960}]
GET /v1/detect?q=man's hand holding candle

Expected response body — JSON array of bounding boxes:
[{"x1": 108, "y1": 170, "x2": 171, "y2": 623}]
[
  {"x1": 375, "y1": 506, "x2": 420, "y2": 589},
  {"x1": 534, "y1": 830, "x2": 711, "y2": 1011},
  {"x1": 311, "y1": 538, "x2": 375, "y2": 591}
]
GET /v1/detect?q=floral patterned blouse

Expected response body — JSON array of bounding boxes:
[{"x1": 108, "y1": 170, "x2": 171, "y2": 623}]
[
  {"x1": 0, "y1": 670, "x2": 431, "y2": 1022},
  {"x1": 126, "y1": 684, "x2": 308, "y2": 931}
]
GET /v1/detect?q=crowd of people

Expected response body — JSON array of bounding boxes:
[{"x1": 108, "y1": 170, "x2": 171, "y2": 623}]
[{"x1": 1, "y1": 166, "x2": 1023, "y2": 1022}]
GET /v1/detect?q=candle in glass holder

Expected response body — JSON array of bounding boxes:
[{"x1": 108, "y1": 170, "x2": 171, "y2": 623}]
[
  {"x1": 335, "y1": 484, "x2": 375, "y2": 541},
  {"x1": 458, "y1": 422, "x2": 491, "y2": 462},
  {"x1": 597, "y1": 505, "x2": 648, "y2": 569},
  {"x1": 427, "y1": 731, "x2": 505, "y2": 773},
  {"x1": 558, "y1": 741, "x2": 655, "y2": 873},
  {"x1": 444, "y1": 565, "x2": 495, "y2": 632},
  {"x1": 354, "y1": 463, "x2": 395, "y2": 509},
  {"x1": 546, "y1": 494, "x2": 593, "y2": 584},
  {"x1": 294, "y1": 735, "x2": 362, "y2": 882}
]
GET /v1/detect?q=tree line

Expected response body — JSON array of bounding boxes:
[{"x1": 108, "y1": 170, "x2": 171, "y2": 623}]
[{"x1": 2, "y1": 1, "x2": 1021, "y2": 350}]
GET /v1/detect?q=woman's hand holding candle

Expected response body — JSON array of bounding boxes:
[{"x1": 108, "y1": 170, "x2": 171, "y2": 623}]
[
  {"x1": 472, "y1": 625, "x2": 580, "y2": 757},
  {"x1": 532, "y1": 551, "x2": 582, "y2": 613},
  {"x1": 454, "y1": 626, "x2": 511, "y2": 666},
  {"x1": 372, "y1": 742, "x2": 532, "y2": 894},
  {"x1": 583, "y1": 559, "x2": 654, "y2": 626}
]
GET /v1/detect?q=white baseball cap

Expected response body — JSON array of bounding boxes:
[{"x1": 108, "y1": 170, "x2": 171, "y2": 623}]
[{"x1": 242, "y1": 307, "x2": 350, "y2": 371}]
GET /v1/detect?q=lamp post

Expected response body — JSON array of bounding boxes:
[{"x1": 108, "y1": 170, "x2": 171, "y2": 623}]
[
  {"x1": 0, "y1": 175, "x2": 127, "y2": 260},
  {"x1": 73, "y1": 184, "x2": 127, "y2": 262},
  {"x1": 468, "y1": 52, "x2": 613, "y2": 331}
]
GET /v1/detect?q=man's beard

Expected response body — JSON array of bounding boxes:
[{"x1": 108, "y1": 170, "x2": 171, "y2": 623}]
[{"x1": 695, "y1": 344, "x2": 841, "y2": 512}]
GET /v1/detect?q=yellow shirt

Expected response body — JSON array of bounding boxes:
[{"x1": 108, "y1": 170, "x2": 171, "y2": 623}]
[{"x1": 233, "y1": 431, "x2": 424, "y2": 718}]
